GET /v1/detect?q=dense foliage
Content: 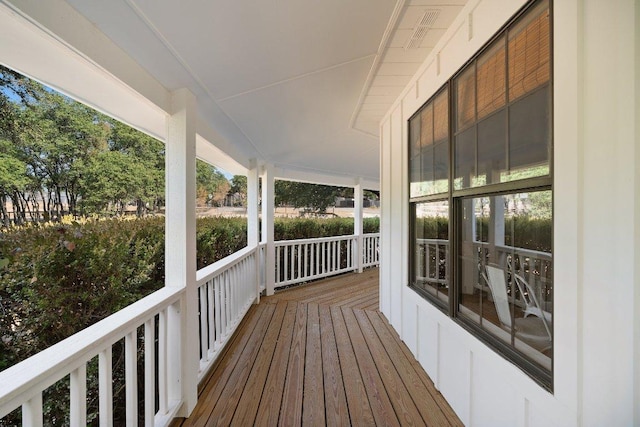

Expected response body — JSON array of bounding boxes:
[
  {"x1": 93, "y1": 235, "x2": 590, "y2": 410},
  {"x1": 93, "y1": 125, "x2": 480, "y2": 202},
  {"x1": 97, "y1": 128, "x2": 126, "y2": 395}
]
[
  {"x1": 275, "y1": 216, "x2": 379, "y2": 240},
  {"x1": 0, "y1": 216, "x2": 380, "y2": 424},
  {"x1": 416, "y1": 216, "x2": 552, "y2": 253},
  {"x1": 0, "y1": 215, "x2": 378, "y2": 371},
  {"x1": 0, "y1": 65, "x2": 237, "y2": 226}
]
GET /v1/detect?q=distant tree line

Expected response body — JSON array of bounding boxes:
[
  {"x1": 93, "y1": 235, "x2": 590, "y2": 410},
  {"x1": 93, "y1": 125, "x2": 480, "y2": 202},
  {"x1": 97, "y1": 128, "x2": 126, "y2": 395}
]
[
  {"x1": 275, "y1": 180, "x2": 379, "y2": 214},
  {"x1": 0, "y1": 65, "x2": 235, "y2": 227}
]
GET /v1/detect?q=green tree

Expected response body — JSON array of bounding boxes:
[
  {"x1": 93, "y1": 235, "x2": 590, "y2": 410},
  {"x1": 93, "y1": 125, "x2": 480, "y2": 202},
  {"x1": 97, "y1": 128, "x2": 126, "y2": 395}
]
[
  {"x1": 15, "y1": 88, "x2": 110, "y2": 219},
  {"x1": 228, "y1": 175, "x2": 247, "y2": 206},
  {"x1": 275, "y1": 180, "x2": 351, "y2": 214},
  {"x1": 107, "y1": 121, "x2": 164, "y2": 215},
  {"x1": 78, "y1": 151, "x2": 147, "y2": 214},
  {"x1": 196, "y1": 160, "x2": 229, "y2": 207},
  {"x1": 0, "y1": 151, "x2": 30, "y2": 227}
]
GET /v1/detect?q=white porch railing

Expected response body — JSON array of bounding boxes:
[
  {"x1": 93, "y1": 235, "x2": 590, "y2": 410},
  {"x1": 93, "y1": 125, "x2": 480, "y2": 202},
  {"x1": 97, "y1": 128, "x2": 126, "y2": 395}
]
[
  {"x1": 415, "y1": 238, "x2": 449, "y2": 286},
  {"x1": 362, "y1": 233, "x2": 380, "y2": 268},
  {"x1": 274, "y1": 233, "x2": 380, "y2": 289},
  {"x1": 196, "y1": 245, "x2": 260, "y2": 382},
  {"x1": 0, "y1": 286, "x2": 185, "y2": 426},
  {"x1": 416, "y1": 238, "x2": 552, "y2": 310},
  {"x1": 0, "y1": 233, "x2": 380, "y2": 425}
]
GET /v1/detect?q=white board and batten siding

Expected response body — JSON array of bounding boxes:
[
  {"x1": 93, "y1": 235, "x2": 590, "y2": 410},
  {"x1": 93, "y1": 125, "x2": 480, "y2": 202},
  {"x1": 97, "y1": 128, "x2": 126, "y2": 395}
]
[{"x1": 379, "y1": 0, "x2": 640, "y2": 426}]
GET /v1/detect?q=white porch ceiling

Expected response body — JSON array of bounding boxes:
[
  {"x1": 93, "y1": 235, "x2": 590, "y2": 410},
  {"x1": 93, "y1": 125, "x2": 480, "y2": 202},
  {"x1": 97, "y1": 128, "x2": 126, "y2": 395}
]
[{"x1": 42, "y1": 0, "x2": 466, "y2": 183}]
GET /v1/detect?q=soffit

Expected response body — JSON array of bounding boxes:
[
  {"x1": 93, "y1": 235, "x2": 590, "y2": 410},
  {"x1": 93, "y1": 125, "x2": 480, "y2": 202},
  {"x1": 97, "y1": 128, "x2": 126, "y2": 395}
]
[{"x1": 61, "y1": 0, "x2": 466, "y2": 182}]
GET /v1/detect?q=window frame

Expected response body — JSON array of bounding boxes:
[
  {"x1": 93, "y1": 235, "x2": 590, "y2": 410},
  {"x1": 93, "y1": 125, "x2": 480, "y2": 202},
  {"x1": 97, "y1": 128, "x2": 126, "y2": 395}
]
[{"x1": 407, "y1": 0, "x2": 554, "y2": 390}]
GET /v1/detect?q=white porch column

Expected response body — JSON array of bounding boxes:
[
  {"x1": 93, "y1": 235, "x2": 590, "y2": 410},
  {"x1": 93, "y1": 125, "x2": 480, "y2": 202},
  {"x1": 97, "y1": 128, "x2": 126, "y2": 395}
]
[
  {"x1": 261, "y1": 163, "x2": 276, "y2": 295},
  {"x1": 165, "y1": 88, "x2": 198, "y2": 416},
  {"x1": 247, "y1": 160, "x2": 260, "y2": 302},
  {"x1": 354, "y1": 179, "x2": 364, "y2": 273}
]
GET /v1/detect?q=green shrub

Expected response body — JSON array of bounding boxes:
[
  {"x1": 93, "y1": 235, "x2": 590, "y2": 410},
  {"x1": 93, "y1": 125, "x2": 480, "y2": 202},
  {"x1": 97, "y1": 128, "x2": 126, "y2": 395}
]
[
  {"x1": 196, "y1": 217, "x2": 247, "y2": 268},
  {"x1": 273, "y1": 216, "x2": 380, "y2": 240},
  {"x1": 0, "y1": 214, "x2": 379, "y2": 423},
  {"x1": 415, "y1": 216, "x2": 551, "y2": 253}
]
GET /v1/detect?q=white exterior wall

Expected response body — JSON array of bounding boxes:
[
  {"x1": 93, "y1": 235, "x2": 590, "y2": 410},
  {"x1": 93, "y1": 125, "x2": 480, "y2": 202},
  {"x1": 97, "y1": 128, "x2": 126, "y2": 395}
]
[{"x1": 379, "y1": 0, "x2": 640, "y2": 426}]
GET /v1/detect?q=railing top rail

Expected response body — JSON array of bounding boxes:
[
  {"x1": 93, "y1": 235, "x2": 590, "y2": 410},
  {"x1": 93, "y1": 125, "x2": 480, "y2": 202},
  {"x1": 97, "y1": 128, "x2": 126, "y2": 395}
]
[
  {"x1": 416, "y1": 238, "x2": 450, "y2": 244},
  {"x1": 196, "y1": 245, "x2": 257, "y2": 284},
  {"x1": 275, "y1": 233, "x2": 378, "y2": 247},
  {"x1": 420, "y1": 238, "x2": 551, "y2": 260},
  {"x1": 494, "y1": 243, "x2": 552, "y2": 260},
  {"x1": 0, "y1": 286, "x2": 183, "y2": 417}
]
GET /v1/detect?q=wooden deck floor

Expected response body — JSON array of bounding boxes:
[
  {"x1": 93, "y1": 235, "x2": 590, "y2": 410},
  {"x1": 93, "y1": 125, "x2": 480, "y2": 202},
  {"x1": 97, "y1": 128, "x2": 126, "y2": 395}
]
[{"x1": 173, "y1": 268, "x2": 462, "y2": 426}]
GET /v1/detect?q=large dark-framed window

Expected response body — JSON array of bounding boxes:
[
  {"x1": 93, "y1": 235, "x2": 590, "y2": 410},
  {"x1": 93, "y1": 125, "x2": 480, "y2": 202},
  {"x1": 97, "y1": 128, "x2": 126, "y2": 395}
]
[{"x1": 408, "y1": 0, "x2": 553, "y2": 389}]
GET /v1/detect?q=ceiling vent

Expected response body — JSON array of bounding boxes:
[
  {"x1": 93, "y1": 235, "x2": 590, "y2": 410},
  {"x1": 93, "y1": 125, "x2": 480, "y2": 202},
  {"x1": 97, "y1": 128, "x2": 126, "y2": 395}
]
[{"x1": 405, "y1": 9, "x2": 440, "y2": 49}]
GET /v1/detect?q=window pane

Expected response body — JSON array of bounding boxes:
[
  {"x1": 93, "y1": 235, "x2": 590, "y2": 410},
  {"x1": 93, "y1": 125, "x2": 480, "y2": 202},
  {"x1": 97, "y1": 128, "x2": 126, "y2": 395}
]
[
  {"x1": 508, "y1": 1, "x2": 550, "y2": 102},
  {"x1": 508, "y1": 87, "x2": 550, "y2": 176},
  {"x1": 477, "y1": 37, "x2": 506, "y2": 120},
  {"x1": 421, "y1": 146, "x2": 434, "y2": 194},
  {"x1": 433, "y1": 88, "x2": 450, "y2": 194},
  {"x1": 433, "y1": 141, "x2": 448, "y2": 192},
  {"x1": 413, "y1": 201, "x2": 449, "y2": 302},
  {"x1": 454, "y1": 127, "x2": 476, "y2": 190},
  {"x1": 458, "y1": 191, "x2": 553, "y2": 370},
  {"x1": 477, "y1": 109, "x2": 507, "y2": 186},
  {"x1": 409, "y1": 114, "x2": 422, "y2": 198},
  {"x1": 455, "y1": 66, "x2": 476, "y2": 131},
  {"x1": 421, "y1": 104, "x2": 434, "y2": 147},
  {"x1": 434, "y1": 88, "x2": 449, "y2": 141},
  {"x1": 411, "y1": 89, "x2": 449, "y2": 198}
]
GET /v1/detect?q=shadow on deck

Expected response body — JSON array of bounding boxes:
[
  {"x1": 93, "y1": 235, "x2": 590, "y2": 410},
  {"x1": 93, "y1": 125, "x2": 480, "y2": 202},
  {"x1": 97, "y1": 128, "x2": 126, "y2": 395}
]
[{"x1": 172, "y1": 268, "x2": 462, "y2": 426}]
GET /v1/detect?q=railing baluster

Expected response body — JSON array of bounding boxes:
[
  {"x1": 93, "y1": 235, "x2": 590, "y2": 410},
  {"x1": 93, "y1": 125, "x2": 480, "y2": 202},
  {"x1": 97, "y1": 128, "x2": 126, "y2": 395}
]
[
  {"x1": 70, "y1": 364, "x2": 87, "y2": 427},
  {"x1": 199, "y1": 286, "x2": 207, "y2": 361},
  {"x1": 99, "y1": 348, "x2": 113, "y2": 426},
  {"x1": 297, "y1": 243, "x2": 302, "y2": 279},
  {"x1": 303, "y1": 243, "x2": 308, "y2": 279},
  {"x1": 125, "y1": 331, "x2": 138, "y2": 426},
  {"x1": 158, "y1": 309, "x2": 168, "y2": 414},
  {"x1": 144, "y1": 319, "x2": 155, "y2": 427},
  {"x1": 215, "y1": 277, "x2": 222, "y2": 344},
  {"x1": 276, "y1": 246, "x2": 281, "y2": 284},
  {"x1": 207, "y1": 281, "x2": 215, "y2": 353},
  {"x1": 22, "y1": 392, "x2": 43, "y2": 427}
]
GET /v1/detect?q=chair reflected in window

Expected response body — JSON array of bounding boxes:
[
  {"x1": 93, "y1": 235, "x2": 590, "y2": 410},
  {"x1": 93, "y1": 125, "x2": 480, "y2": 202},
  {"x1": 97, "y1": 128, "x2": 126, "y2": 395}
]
[{"x1": 483, "y1": 265, "x2": 552, "y2": 350}]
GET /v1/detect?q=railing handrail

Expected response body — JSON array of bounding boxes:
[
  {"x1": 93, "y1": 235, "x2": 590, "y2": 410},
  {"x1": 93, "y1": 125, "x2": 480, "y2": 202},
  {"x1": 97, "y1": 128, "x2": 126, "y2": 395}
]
[
  {"x1": 196, "y1": 245, "x2": 257, "y2": 285},
  {"x1": 275, "y1": 232, "x2": 379, "y2": 247},
  {"x1": 0, "y1": 286, "x2": 184, "y2": 418},
  {"x1": 418, "y1": 237, "x2": 551, "y2": 260},
  {"x1": 274, "y1": 234, "x2": 356, "y2": 246},
  {"x1": 494, "y1": 243, "x2": 552, "y2": 260}
]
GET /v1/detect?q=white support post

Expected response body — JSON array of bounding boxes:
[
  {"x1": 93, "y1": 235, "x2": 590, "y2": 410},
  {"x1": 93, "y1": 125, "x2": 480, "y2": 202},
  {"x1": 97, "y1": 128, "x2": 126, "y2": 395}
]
[
  {"x1": 165, "y1": 88, "x2": 198, "y2": 416},
  {"x1": 354, "y1": 179, "x2": 364, "y2": 273},
  {"x1": 261, "y1": 163, "x2": 275, "y2": 295},
  {"x1": 489, "y1": 195, "x2": 505, "y2": 266},
  {"x1": 247, "y1": 160, "x2": 260, "y2": 303}
]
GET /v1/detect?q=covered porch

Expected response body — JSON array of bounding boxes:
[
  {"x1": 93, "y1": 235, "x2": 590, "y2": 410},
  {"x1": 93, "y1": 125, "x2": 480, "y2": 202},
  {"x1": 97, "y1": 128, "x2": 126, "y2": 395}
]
[
  {"x1": 2, "y1": 0, "x2": 639, "y2": 425},
  {"x1": 0, "y1": 0, "x2": 457, "y2": 423},
  {"x1": 174, "y1": 268, "x2": 461, "y2": 426}
]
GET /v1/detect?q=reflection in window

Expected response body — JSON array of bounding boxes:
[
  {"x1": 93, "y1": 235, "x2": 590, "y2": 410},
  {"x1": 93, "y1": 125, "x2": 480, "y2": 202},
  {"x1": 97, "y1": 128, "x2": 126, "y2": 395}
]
[
  {"x1": 409, "y1": 87, "x2": 449, "y2": 197},
  {"x1": 412, "y1": 201, "x2": 449, "y2": 303},
  {"x1": 458, "y1": 191, "x2": 552, "y2": 370},
  {"x1": 408, "y1": 0, "x2": 552, "y2": 387},
  {"x1": 453, "y1": 0, "x2": 550, "y2": 190}
]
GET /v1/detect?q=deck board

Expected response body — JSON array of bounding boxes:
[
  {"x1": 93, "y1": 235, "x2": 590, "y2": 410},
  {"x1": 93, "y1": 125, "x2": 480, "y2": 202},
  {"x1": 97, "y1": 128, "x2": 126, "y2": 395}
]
[
  {"x1": 318, "y1": 304, "x2": 350, "y2": 426},
  {"x1": 173, "y1": 268, "x2": 462, "y2": 427}
]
